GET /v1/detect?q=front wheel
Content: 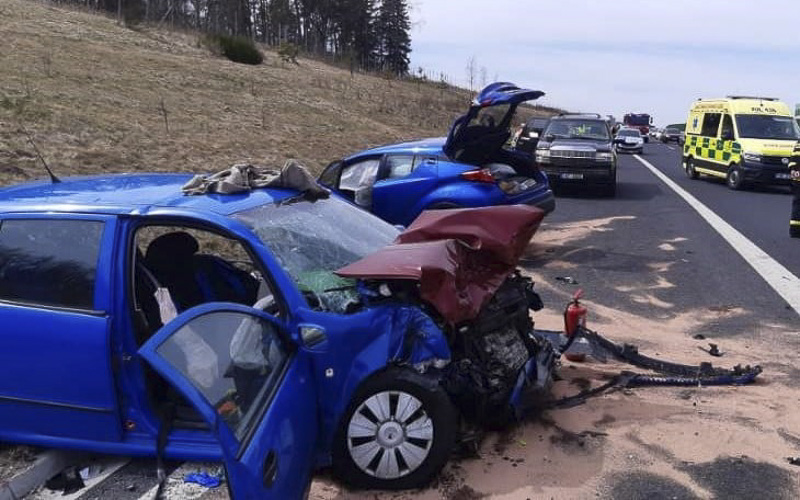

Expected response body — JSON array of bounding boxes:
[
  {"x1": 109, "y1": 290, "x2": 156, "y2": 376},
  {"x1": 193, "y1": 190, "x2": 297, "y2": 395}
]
[
  {"x1": 726, "y1": 164, "x2": 745, "y2": 190},
  {"x1": 685, "y1": 157, "x2": 699, "y2": 180},
  {"x1": 332, "y1": 369, "x2": 457, "y2": 490}
]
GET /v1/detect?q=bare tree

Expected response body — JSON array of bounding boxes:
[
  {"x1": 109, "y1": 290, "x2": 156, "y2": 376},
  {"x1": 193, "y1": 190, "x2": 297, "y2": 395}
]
[
  {"x1": 480, "y1": 66, "x2": 487, "y2": 87},
  {"x1": 465, "y1": 55, "x2": 476, "y2": 91}
]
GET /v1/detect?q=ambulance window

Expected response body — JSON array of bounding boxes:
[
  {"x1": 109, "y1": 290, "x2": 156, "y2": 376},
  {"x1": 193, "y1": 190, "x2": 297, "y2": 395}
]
[
  {"x1": 721, "y1": 115, "x2": 734, "y2": 139},
  {"x1": 701, "y1": 113, "x2": 722, "y2": 137}
]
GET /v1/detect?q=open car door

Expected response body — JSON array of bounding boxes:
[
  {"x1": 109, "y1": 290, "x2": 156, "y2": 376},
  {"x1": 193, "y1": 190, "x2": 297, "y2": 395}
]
[{"x1": 138, "y1": 303, "x2": 318, "y2": 499}]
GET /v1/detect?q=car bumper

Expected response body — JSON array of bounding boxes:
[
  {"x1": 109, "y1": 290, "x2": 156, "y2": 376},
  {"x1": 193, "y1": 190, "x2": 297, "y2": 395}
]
[
  {"x1": 543, "y1": 167, "x2": 615, "y2": 185},
  {"x1": 616, "y1": 144, "x2": 643, "y2": 153},
  {"x1": 741, "y1": 160, "x2": 792, "y2": 185}
]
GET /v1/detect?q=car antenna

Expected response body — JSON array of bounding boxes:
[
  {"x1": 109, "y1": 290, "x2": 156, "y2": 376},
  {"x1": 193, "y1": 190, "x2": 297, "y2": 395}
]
[{"x1": 19, "y1": 122, "x2": 60, "y2": 183}]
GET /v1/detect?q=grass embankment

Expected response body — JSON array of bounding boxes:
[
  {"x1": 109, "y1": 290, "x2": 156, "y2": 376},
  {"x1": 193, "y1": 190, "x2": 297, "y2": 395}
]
[{"x1": 0, "y1": 0, "x2": 560, "y2": 186}]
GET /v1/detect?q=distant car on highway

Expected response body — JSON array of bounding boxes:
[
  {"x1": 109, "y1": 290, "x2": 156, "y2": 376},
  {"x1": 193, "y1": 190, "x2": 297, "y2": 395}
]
[
  {"x1": 320, "y1": 82, "x2": 555, "y2": 226},
  {"x1": 661, "y1": 127, "x2": 682, "y2": 144},
  {"x1": 514, "y1": 117, "x2": 550, "y2": 153},
  {"x1": 614, "y1": 128, "x2": 644, "y2": 154},
  {"x1": 535, "y1": 113, "x2": 618, "y2": 197}
]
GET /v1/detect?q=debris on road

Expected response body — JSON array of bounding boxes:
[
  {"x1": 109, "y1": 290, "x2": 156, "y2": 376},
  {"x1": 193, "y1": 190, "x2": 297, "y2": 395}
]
[
  {"x1": 183, "y1": 471, "x2": 223, "y2": 489},
  {"x1": 555, "y1": 275, "x2": 579, "y2": 285},
  {"x1": 699, "y1": 343, "x2": 724, "y2": 357}
]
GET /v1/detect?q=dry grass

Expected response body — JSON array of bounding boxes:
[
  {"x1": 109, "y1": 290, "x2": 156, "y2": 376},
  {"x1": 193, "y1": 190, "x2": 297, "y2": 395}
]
[{"x1": 0, "y1": 0, "x2": 559, "y2": 187}]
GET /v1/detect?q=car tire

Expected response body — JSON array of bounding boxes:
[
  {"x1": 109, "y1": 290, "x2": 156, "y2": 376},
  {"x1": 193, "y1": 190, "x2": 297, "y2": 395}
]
[
  {"x1": 726, "y1": 164, "x2": 745, "y2": 190},
  {"x1": 332, "y1": 368, "x2": 458, "y2": 490},
  {"x1": 685, "y1": 157, "x2": 699, "y2": 180}
]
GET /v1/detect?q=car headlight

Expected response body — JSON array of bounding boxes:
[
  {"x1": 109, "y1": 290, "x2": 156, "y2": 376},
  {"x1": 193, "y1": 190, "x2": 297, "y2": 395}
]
[
  {"x1": 596, "y1": 152, "x2": 614, "y2": 161},
  {"x1": 535, "y1": 149, "x2": 551, "y2": 163},
  {"x1": 743, "y1": 152, "x2": 762, "y2": 163}
]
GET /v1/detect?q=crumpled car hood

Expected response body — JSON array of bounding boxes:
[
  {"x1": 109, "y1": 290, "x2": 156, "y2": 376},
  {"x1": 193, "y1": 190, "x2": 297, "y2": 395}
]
[{"x1": 336, "y1": 205, "x2": 545, "y2": 324}]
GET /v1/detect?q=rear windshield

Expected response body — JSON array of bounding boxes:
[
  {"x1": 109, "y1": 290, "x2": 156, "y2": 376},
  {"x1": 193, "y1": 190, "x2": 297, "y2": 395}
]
[
  {"x1": 546, "y1": 120, "x2": 610, "y2": 141},
  {"x1": 617, "y1": 129, "x2": 640, "y2": 137},
  {"x1": 735, "y1": 114, "x2": 799, "y2": 140}
]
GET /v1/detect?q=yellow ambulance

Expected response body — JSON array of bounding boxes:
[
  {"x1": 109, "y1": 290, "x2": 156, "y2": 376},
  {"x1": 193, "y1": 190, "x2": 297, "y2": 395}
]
[{"x1": 682, "y1": 96, "x2": 800, "y2": 189}]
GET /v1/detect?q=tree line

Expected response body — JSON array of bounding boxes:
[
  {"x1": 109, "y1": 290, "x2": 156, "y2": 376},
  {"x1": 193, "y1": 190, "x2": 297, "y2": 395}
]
[{"x1": 52, "y1": 0, "x2": 412, "y2": 74}]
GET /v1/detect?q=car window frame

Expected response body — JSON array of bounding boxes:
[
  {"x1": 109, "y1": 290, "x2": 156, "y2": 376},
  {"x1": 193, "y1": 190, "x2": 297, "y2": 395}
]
[
  {"x1": 0, "y1": 213, "x2": 115, "y2": 315},
  {"x1": 378, "y1": 154, "x2": 419, "y2": 181},
  {"x1": 126, "y1": 217, "x2": 290, "y2": 328}
]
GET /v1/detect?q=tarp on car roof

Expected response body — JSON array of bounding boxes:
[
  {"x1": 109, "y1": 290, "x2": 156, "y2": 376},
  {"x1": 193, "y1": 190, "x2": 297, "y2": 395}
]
[
  {"x1": 182, "y1": 160, "x2": 329, "y2": 201},
  {"x1": 336, "y1": 205, "x2": 545, "y2": 324}
]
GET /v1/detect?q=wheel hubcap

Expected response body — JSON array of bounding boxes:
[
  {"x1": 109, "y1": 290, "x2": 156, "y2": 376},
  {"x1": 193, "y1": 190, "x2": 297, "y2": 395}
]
[{"x1": 347, "y1": 390, "x2": 434, "y2": 479}]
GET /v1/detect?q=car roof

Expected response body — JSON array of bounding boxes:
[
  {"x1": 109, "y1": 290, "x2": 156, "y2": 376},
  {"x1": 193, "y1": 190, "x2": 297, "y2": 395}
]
[
  {"x1": 345, "y1": 137, "x2": 446, "y2": 160},
  {"x1": 0, "y1": 173, "x2": 296, "y2": 216}
]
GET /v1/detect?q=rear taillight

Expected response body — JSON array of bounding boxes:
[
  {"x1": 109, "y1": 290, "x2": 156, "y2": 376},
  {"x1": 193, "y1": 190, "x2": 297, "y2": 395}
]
[{"x1": 461, "y1": 169, "x2": 495, "y2": 183}]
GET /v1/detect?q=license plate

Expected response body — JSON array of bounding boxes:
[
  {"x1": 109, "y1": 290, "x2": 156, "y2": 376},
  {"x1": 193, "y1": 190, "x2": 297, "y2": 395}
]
[
  {"x1": 776, "y1": 173, "x2": 790, "y2": 179},
  {"x1": 561, "y1": 173, "x2": 584, "y2": 180}
]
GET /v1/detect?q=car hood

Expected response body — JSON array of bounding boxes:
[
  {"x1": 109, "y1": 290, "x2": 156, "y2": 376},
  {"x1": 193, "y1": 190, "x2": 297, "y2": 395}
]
[
  {"x1": 737, "y1": 138, "x2": 797, "y2": 156},
  {"x1": 539, "y1": 138, "x2": 612, "y2": 152},
  {"x1": 336, "y1": 205, "x2": 544, "y2": 324},
  {"x1": 444, "y1": 82, "x2": 544, "y2": 165}
]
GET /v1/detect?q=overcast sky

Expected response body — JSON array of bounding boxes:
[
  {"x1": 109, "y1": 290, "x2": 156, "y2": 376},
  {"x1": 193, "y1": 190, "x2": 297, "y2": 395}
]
[{"x1": 409, "y1": 0, "x2": 800, "y2": 126}]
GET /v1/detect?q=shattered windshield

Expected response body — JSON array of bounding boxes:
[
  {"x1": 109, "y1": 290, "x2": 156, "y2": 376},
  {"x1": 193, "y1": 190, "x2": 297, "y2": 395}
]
[
  {"x1": 234, "y1": 196, "x2": 399, "y2": 313},
  {"x1": 734, "y1": 114, "x2": 799, "y2": 140}
]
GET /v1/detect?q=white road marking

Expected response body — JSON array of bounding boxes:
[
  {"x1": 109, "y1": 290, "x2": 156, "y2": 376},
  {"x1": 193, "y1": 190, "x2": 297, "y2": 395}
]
[
  {"x1": 633, "y1": 154, "x2": 800, "y2": 318},
  {"x1": 30, "y1": 457, "x2": 130, "y2": 500},
  {"x1": 667, "y1": 146, "x2": 676, "y2": 151}
]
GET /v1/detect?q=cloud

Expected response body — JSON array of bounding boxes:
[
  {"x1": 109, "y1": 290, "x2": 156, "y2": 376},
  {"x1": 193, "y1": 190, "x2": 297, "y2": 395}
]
[{"x1": 409, "y1": 0, "x2": 800, "y2": 125}]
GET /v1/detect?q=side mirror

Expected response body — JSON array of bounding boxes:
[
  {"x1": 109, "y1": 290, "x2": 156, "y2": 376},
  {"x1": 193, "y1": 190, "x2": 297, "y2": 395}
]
[
  {"x1": 299, "y1": 324, "x2": 327, "y2": 349},
  {"x1": 721, "y1": 131, "x2": 734, "y2": 141},
  {"x1": 545, "y1": 134, "x2": 555, "y2": 142}
]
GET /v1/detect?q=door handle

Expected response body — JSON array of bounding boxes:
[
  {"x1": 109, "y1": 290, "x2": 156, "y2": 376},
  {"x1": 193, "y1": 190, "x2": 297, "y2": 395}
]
[{"x1": 262, "y1": 450, "x2": 278, "y2": 488}]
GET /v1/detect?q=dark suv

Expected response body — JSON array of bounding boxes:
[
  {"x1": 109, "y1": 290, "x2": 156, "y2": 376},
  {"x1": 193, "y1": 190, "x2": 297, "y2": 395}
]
[{"x1": 535, "y1": 114, "x2": 617, "y2": 197}]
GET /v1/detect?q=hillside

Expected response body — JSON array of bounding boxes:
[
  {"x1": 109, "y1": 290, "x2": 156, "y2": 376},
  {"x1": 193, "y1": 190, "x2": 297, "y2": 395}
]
[{"x1": 0, "y1": 0, "x2": 560, "y2": 187}]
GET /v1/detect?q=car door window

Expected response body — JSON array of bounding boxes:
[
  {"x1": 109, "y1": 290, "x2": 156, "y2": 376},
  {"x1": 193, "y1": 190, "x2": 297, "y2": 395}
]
[
  {"x1": 383, "y1": 155, "x2": 417, "y2": 179},
  {"x1": 701, "y1": 113, "x2": 722, "y2": 137},
  {"x1": 721, "y1": 114, "x2": 734, "y2": 139},
  {"x1": 339, "y1": 158, "x2": 381, "y2": 208},
  {"x1": 154, "y1": 311, "x2": 288, "y2": 443},
  {"x1": 0, "y1": 219, "x2": 103, "y2": 310}
]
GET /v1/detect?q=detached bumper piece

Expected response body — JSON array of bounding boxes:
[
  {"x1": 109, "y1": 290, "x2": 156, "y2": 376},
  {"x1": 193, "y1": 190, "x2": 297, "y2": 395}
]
[{"x1": 538, "y1": 327, "x2": 762, "y2": 409}]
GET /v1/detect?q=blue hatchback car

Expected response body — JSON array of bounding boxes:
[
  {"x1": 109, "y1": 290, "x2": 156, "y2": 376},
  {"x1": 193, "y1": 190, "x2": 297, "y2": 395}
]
[
  {"x1": 0, "y1": 172, "x2": 556, "y2": 498},
  {"x1": 319, "y1": 83, "x2": 555, "y2": 226}
]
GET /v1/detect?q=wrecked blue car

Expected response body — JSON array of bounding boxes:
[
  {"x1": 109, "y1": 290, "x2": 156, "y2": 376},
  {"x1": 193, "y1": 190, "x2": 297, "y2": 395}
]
[
  {"x1": 0, "y1": 170, "x2": 555, "y2": 498},
  {"x1": 319, "y1": 82, "x2": 555, "y2": 226}
]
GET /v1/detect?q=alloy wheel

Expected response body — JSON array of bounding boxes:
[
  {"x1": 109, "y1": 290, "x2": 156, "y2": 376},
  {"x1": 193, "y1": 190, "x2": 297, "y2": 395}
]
[{"x1": 347, "y1": 390, "x2": 434, "y2": 480}]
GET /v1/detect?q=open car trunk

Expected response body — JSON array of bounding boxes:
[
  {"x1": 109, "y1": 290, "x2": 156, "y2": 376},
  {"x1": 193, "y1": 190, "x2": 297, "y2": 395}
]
[{"x1": 444, "y1": 82, "x2": 545, "y2": 167}]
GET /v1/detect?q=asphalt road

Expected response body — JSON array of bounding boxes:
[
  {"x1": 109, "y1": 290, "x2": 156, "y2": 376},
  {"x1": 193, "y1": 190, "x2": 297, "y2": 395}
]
[{"x1": 531, "y1": 140, "x2": 799, "y2": 336}]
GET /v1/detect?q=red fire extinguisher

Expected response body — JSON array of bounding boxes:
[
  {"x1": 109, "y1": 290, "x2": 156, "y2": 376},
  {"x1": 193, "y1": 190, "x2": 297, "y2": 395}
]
[{"x1": 563, "y1": 289, "x2": 587, "y2": 362}]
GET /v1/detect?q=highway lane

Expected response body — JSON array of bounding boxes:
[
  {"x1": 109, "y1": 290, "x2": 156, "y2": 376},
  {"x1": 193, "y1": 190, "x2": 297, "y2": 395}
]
[
  {"x1": 641, "y1": 142, "x2": 799, "y2": 279},
  {"x1": 527, "y1": 142, "x2": 799, "y2": 336}
]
